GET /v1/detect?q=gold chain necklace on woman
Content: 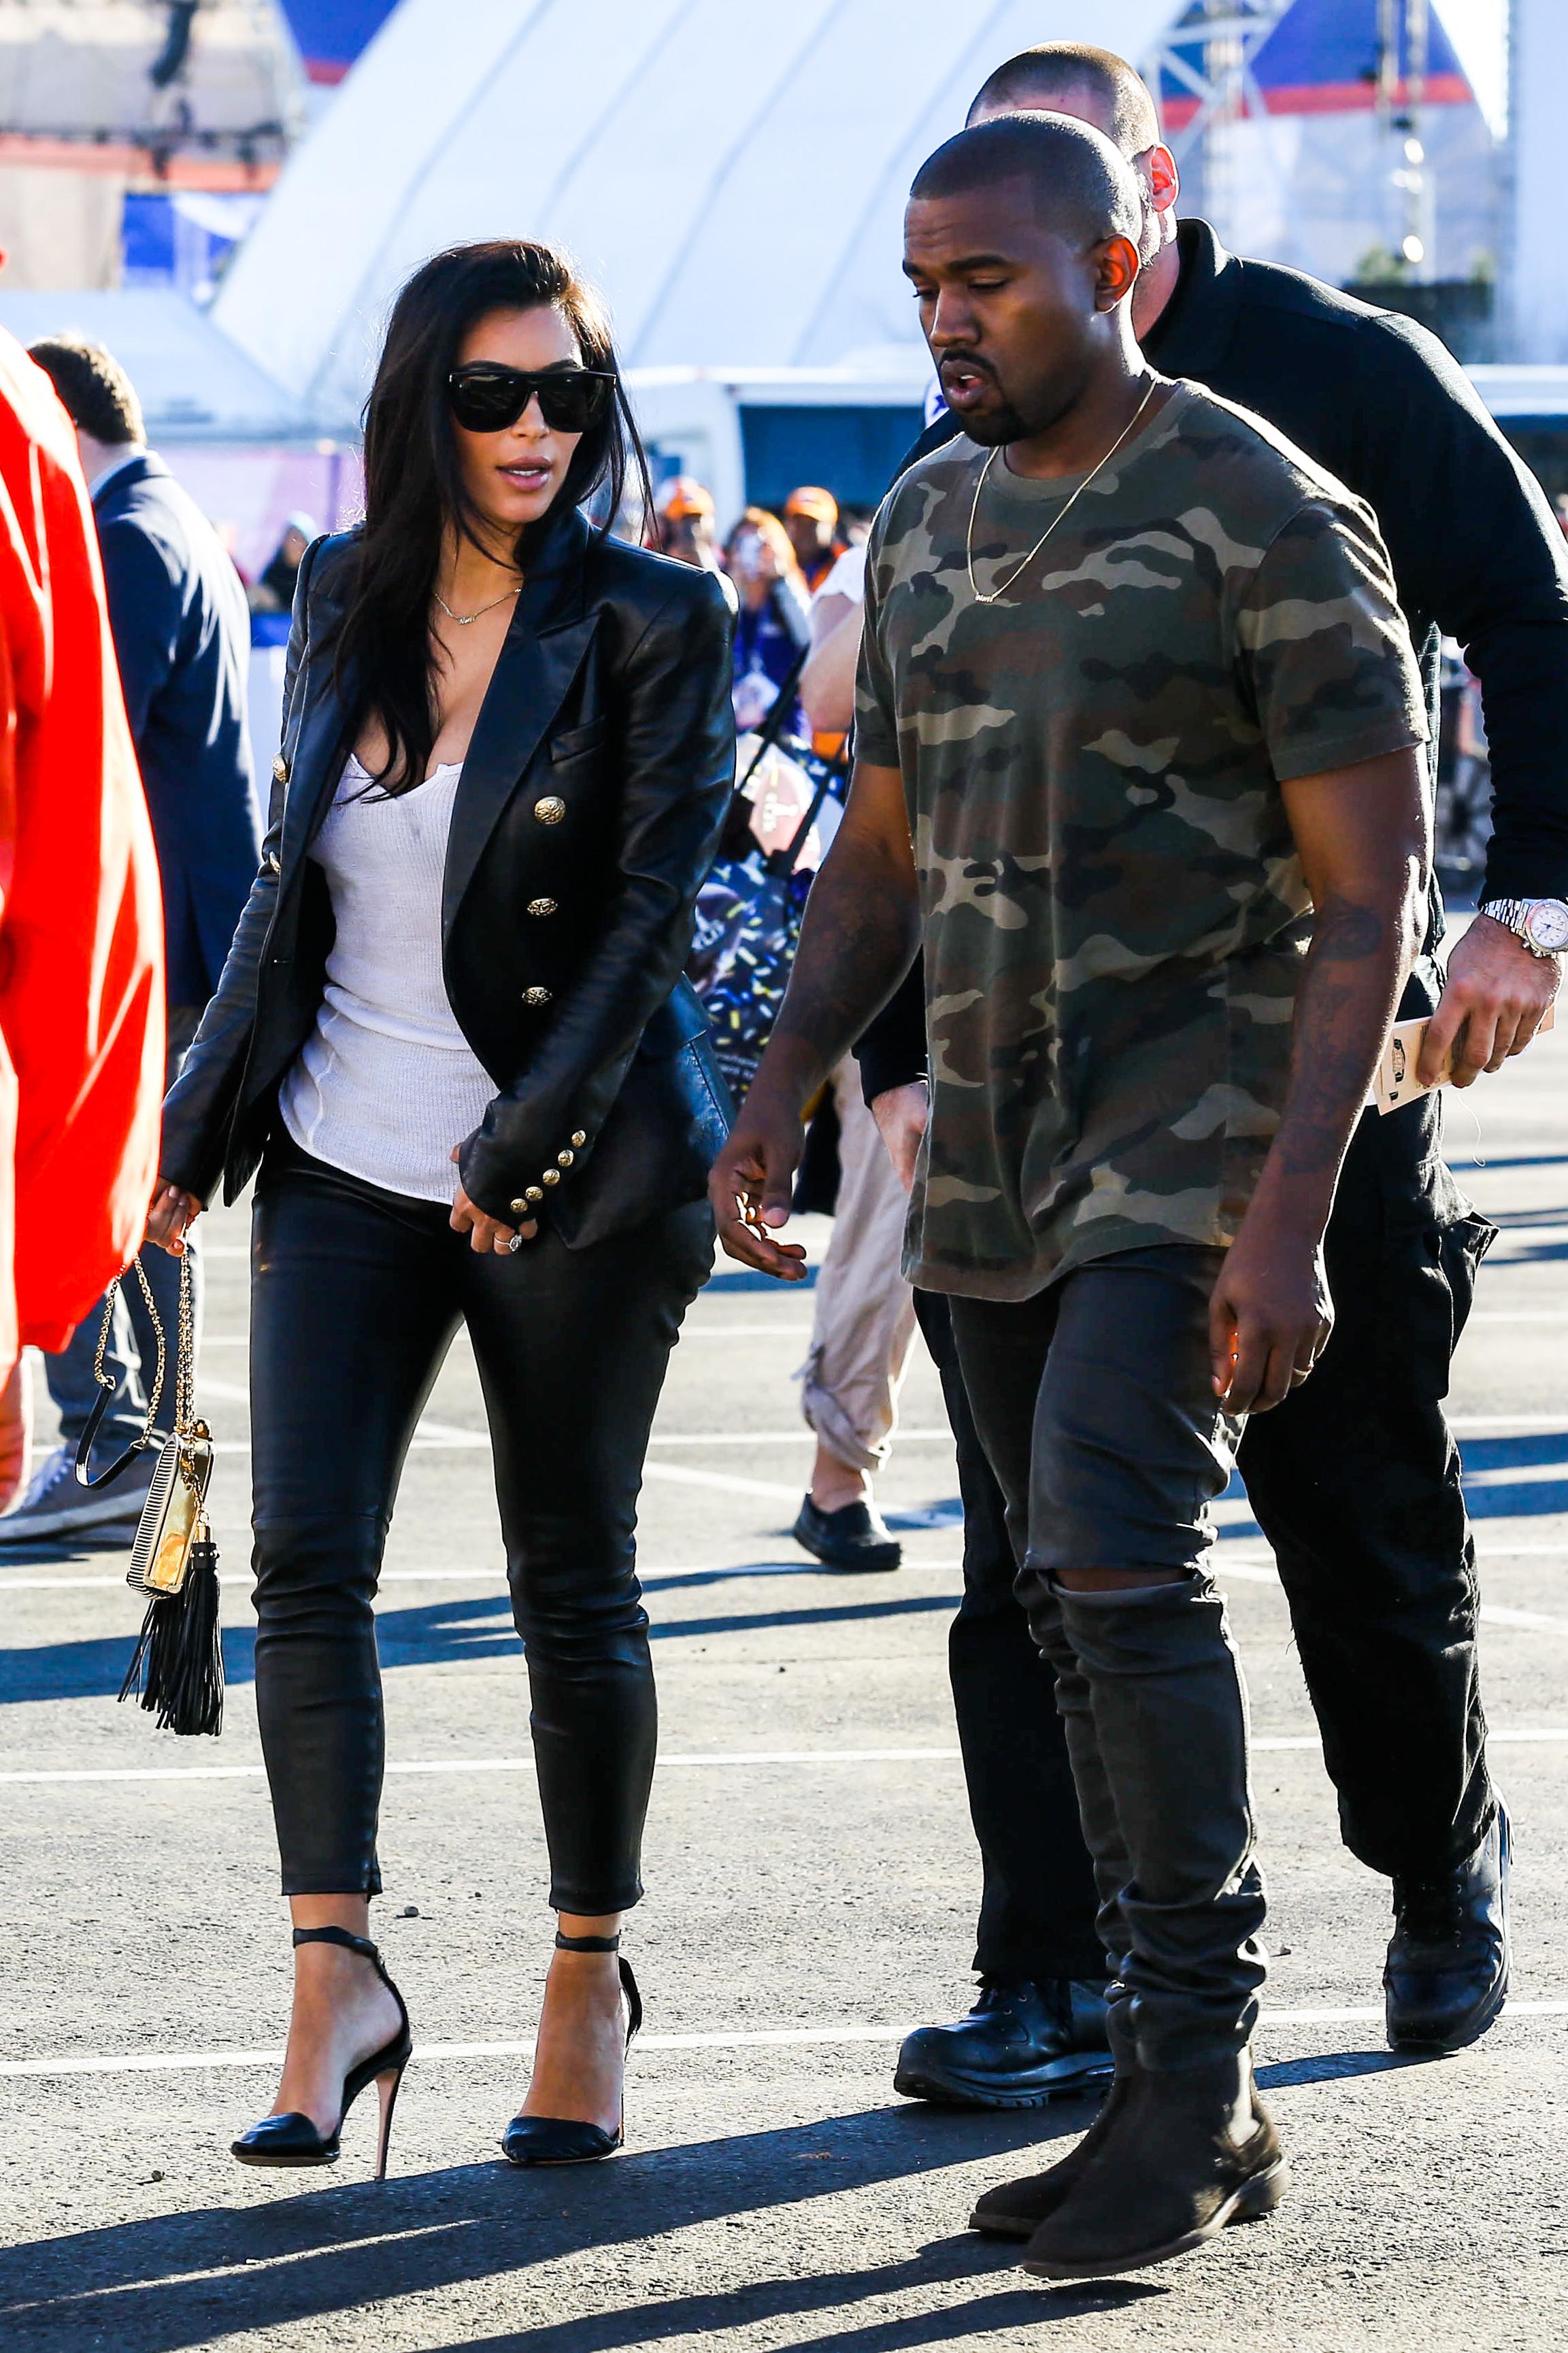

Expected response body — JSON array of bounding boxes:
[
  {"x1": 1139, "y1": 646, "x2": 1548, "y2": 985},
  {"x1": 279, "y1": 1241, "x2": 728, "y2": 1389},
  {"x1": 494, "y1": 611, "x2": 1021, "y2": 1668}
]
[
  {"x1": 965, "y1": 378, "x2": 1161, "y2": 607},
  {"x1": 433, "y1": 580, "x2": 522, "y2": 627}
]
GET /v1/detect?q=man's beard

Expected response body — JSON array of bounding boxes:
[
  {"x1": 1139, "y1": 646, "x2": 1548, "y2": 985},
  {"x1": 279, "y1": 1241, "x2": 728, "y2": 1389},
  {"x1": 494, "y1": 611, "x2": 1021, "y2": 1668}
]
[
  {"x1": 937, "y1": 354, "x2": 1031, "y2": 445},
  {"x1": 963, "y1": 370, "x2": 1089, "y2": 448},
  {"x1": 959, "y1": 398, "x2": 1032, "y2": 446}
]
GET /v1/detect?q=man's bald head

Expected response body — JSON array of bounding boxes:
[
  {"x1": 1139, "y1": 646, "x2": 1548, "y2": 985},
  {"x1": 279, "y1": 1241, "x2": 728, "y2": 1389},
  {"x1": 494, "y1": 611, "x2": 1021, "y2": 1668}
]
[
  {"x1": 966, "y1": 41, "x2": 1159, "y2": 155},
  {"x1": 910, "y1": 112, "x2": 1142, "y2": 258}
]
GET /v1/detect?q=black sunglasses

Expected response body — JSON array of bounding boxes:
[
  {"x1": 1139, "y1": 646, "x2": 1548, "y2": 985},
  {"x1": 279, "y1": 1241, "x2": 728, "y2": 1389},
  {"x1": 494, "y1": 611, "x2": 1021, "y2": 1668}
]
[{"x1": 446, "y1": 363, "x2": 616, "y2": 435}]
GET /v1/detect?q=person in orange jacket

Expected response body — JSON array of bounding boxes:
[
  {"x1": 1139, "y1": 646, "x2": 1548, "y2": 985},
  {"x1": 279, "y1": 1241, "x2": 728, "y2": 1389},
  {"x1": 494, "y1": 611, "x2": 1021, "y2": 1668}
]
[{"x1": 0, "y1": 324, "x2": 164, "y2": 1501}]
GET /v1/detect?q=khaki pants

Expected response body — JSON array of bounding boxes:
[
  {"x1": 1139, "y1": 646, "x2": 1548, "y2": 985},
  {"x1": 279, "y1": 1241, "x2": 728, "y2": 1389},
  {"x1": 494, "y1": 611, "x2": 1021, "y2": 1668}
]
[{"x1": 797, "y1": 1060, "x2": 918, "y2": 1474}]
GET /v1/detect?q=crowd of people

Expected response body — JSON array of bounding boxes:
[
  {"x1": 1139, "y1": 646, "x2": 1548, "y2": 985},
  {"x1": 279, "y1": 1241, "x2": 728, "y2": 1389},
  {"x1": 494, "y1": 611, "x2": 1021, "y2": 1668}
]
[
  {"x1": 0, "y1": 32, "x2": 1563, "y2": 2293},
  {"x1": 647, "y1": 469, "x2": 920, "y2": 1573}
]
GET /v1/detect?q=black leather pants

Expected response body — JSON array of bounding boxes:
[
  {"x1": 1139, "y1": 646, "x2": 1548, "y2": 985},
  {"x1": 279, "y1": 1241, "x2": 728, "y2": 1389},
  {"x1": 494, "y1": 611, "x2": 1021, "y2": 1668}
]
[{"x1": 249, "y1": 1139, "x2": 712, "y2": 1907}]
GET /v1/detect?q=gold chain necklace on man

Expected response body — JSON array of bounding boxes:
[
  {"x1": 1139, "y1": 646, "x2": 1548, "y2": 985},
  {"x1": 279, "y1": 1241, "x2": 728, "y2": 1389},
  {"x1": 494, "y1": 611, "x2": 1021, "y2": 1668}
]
[
  {"x1": 433, "y1": 581, "x2": 522, "y2": 627},
  {"x1": 965, "y1": 377, "x2": 1161, "y2": 607}
]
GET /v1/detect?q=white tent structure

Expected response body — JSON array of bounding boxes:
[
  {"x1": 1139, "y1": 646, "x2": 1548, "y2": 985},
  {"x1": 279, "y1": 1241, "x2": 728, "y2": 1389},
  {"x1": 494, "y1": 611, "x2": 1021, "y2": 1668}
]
[
  {"x1": 214, "y1": 0, "x2": 1177, "y2": 518},
  {"x1": 1505, "y1": 0, "x2": 1568, "y2": 364}
]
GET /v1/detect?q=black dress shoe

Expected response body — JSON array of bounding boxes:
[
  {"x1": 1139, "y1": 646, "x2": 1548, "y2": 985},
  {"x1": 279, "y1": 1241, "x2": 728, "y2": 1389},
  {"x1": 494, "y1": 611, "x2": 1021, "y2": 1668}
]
[
  {"x1": 1386, "y1": 1805, "x2": 1510, "y2": 2052},
  {"x1": 792, "y1": 1495, "x2": 901, "y2": 1573},
  {"x1": 894, "y1": 1979, "x2": 1113, "y2": 2109}
]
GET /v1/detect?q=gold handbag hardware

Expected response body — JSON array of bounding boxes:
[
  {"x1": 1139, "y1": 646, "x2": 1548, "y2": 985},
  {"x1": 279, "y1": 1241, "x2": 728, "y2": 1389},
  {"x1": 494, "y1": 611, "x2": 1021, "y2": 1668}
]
[
  {"x1": 114, "y1": 1246, "x2": 225, "y2": 1735},
  {"x1": 124, "y1": 1252, "x2": 212, "y2": 1599}
]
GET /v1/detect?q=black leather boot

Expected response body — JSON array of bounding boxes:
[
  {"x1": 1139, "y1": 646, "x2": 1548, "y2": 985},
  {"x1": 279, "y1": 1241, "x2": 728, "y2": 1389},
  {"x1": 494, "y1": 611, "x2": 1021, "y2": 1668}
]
[
  {"x1": 1020, "y1": 2051, "x2": 1287, "y2": 2280},
  {"x1": 969, "y1": 1998, "x2": 1137, "y2": 2235},
  {"x1": 1386, "y1": 1805, "x2": 1510, "y2": 2052},
  {"x1": 894, "y1": 1977, "x2": 1112, "y2": 2109}
]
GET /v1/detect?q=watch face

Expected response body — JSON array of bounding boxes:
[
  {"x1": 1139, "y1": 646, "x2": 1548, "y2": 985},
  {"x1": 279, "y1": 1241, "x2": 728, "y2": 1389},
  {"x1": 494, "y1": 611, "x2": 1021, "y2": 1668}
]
[{"x1": 1525, "y1": 900, "x2": 1568, "y2": 952}]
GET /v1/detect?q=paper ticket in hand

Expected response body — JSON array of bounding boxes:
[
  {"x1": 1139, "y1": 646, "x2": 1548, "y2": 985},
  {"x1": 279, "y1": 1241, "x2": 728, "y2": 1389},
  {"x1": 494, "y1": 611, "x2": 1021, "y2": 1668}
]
[{"x1": 1373, "y1": 1005, "x2": 1554, "y2": 1116}]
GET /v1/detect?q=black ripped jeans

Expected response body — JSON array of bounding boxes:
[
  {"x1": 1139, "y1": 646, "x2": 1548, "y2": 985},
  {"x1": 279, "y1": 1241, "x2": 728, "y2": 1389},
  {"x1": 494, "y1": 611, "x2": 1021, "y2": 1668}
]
[{"x1": 249, "y1": 1138, "x2": 712, "y2": 1908}]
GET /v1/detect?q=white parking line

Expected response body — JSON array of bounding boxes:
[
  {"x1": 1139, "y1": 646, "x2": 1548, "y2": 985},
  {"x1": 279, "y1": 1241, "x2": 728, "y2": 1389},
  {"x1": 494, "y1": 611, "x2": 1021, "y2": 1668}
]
[
  {"x1": 679, "y1": 1324, "x2": 816, "y2": 1339},
  {"x1": 642, "y1": 1463, "x2": 804, "y2": 1500},
  {"x1": 1219, "y1": 1554, "x2": 1568, "y2": 1633},
  {"x1": 188, "y1": 1387, "x2": 950, "y2": 1455},
  {"x1": 183, "y1": 1378, "x2": 1568, "y2": 1457},
  {"x1": 1, "y1": 1556, "x2": 1558, "y2": 1628},
  {"x1": 1461, "y1": 1461, "x2": 1568, "y2": 1489},
  {"x1": 655, "y1": 1430, "x2": 954, "y2": 1449},
  {"x1": 0, "y1": 1557, "x2": 966, "y2": 1594},
  {"x1": 4, "y1": 2003, "x2": 1565, "y2": 2080},
  {"x1": 1449, "y1": 1414, "x2": 1568, "y2": 1431},
  {"x1": 3, "y1": 1727, "x2": 1563, "y2": 1788},
  {"x1": 1468, "y1": 1312, "x2": 1568, "y2": 1324}
]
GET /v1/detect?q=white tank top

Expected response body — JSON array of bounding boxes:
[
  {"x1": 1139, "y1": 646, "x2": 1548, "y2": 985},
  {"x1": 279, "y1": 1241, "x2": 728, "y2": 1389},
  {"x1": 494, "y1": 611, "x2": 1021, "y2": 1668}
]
[{"x1": 279, "y1": 754, "x2": 497, "y2": 1203}]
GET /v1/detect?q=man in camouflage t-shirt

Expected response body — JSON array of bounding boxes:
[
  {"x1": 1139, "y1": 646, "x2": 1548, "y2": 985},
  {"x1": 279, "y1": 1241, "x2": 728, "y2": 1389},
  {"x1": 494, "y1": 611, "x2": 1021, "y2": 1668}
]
[
  {"x1": 856, "y1": 383, "x2": 1424, "y2": 1297},
  {"x1": 712, "y1": 113, "x2": 1429, "y2": 2280}
]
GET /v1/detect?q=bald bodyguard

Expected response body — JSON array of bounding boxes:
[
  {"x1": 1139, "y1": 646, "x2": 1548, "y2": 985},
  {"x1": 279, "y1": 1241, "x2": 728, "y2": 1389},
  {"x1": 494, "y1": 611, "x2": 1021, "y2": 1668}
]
[{"x1": 713, "y1": 112, "x2": 1431, "y2": 2280}]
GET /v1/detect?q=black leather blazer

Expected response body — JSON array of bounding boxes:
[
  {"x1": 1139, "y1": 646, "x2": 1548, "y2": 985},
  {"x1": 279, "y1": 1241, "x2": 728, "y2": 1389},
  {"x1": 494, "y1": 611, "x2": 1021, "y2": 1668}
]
[{"x1": 160, "y1": 504, "x2": 737, "y2": 1246}]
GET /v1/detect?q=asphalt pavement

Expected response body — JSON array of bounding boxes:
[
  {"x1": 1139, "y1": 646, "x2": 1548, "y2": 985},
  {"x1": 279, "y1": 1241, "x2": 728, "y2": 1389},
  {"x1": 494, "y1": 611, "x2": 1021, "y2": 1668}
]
[{"x1": 1, "y1": 1004, "x2": 1565, "y2": 2352}]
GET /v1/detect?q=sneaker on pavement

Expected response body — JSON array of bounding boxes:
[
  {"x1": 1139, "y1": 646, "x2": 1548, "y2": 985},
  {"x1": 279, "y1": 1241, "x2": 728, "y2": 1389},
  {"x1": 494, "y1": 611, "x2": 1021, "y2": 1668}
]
[
  {"x1": 895, "y1": 1978, "x2": 1114, "y2": 2109},
  {"x1": 792, "y1": 1494, "x2": 901, "y2": 1573},
  {"x1": 1385, "y1": 1805, "x2": 1511, "y2": 2052},
  {"x1": 0, "y1": 1443, "x2": 150, "y2": 1546}
]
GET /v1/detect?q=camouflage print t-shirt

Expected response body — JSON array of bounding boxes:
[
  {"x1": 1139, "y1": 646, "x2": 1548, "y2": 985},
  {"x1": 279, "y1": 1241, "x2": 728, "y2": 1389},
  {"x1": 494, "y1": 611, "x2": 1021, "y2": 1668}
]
[{"x1": 854, "y1": 380, "x2": 1427, "y2": 1301}]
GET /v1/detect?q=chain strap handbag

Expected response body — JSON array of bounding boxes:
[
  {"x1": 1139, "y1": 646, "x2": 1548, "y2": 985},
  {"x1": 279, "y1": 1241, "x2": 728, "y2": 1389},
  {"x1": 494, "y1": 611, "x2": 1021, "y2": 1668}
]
[{"x1": 74, "y1": 1250, "x2": 224, "y2": 1737}]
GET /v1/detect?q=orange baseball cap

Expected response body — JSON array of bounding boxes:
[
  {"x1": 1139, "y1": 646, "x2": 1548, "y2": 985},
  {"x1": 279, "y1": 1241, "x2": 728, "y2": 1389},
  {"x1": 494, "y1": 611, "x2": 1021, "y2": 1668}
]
[
  {"x1": 784, "y1": 484, "x2": 838, "y2": 525},
  {"x1": 661, "y1": 475, "x2": 714, "y2": 520}
]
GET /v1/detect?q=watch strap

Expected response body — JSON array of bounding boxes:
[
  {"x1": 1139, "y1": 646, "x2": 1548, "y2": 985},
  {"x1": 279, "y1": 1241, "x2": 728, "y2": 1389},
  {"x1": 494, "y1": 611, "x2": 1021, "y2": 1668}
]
[{"x1": 1478, "y1": 897, "x2": 1568, "y2": 956}]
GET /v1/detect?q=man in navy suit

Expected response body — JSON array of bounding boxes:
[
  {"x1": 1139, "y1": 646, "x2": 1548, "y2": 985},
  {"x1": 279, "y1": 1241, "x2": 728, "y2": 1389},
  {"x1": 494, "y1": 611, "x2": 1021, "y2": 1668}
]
[{"x1": 1, "y1": 335, "x2": 261, "y2": 1542}]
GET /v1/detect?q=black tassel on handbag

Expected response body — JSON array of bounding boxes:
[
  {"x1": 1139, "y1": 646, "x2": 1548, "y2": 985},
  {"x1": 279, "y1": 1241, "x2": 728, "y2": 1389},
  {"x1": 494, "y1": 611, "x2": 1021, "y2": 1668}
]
[
  {"x1": 118, "y1": 1515, "x2": 223, "y2": 1737},
  {"x1": 76, "y1": 1250, "x2": 224, "y2": 1737}
]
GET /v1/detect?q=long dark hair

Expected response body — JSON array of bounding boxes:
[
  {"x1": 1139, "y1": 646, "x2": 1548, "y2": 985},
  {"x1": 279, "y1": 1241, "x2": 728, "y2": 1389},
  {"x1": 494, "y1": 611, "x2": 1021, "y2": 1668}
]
[{"x1": 333, "y1": 239, "x2": 653, "y2": 794}]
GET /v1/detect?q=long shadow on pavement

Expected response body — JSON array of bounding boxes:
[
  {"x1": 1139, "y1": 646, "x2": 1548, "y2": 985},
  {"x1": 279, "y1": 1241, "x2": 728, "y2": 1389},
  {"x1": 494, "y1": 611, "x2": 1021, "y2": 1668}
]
[
  {"x1": 1215, "y1": 1426, "x2": 1568, "y2": 1542},
  {"x1": 0, "y1": 1587, "x2": 967, "y2": 1704},
  {"x1": 0, "y1": 2101, "x2": 1142, "y2": 2350},
  {"x1": 418, "y1": 2270, "x2": 1163, "y2": 2353},
  {"x1": 0, "y1": 2050, "x2": 1412, "y2": 2348}
]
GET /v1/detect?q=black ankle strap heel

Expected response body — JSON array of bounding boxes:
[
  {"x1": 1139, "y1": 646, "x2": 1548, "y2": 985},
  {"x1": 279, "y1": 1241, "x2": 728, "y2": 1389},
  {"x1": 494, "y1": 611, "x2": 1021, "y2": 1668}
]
[
  {"x1": 295, "y1": 1925, "x2": 381, "y2": 1953},
  {"x1": 295, "y1": 1924, "x2": 395, "y2": 1982},
  {"x1": 232, "y1": 1925, "x2": 414, "y2": 2180},
  {"x1": 501, "y1": 1933, "x2": 641, "y2": 2168},
  {"x1": 553, "y1": 1930, "x2": 641, "y2": 2044}
]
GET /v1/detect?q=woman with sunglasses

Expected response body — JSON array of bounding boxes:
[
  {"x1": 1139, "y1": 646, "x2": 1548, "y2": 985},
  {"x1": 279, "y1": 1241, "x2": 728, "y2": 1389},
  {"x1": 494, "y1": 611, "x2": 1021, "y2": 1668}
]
[{"x1": 148, "y1": 240, "x2": 734, "y2": 2176}]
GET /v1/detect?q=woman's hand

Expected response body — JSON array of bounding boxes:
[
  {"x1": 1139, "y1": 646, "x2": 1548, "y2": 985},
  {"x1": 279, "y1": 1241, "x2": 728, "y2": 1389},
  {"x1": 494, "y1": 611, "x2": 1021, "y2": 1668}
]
[
  {"x1": 146, "y1": 1180, "x2": 203, "y2": 1256},
  {"x1": 449, "y1": 1146, "x2": 537, "y2": 1254}
]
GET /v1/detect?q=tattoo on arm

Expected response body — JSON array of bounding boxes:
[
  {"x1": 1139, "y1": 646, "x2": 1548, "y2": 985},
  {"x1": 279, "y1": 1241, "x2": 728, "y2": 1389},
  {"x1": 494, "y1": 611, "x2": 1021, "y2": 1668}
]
[
  {"x1": 1307, "y1": 901, "x2": 1385, "y2": 963},
  {"x1": 769, "y1": 837, "x2": 920, "y2": 1081},
  {"x1": 1274, "y1": 895, "x2": 1399, "y2": 1180}
]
